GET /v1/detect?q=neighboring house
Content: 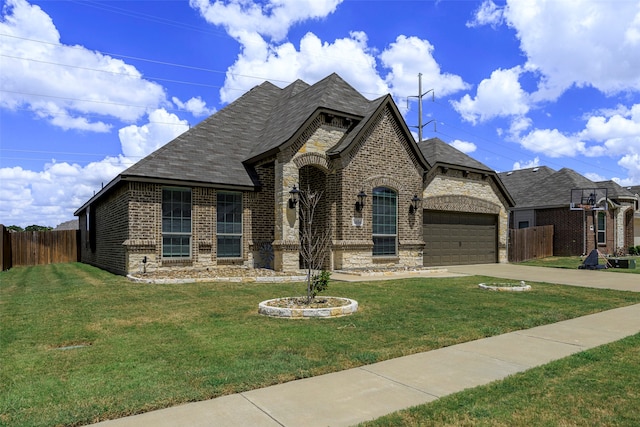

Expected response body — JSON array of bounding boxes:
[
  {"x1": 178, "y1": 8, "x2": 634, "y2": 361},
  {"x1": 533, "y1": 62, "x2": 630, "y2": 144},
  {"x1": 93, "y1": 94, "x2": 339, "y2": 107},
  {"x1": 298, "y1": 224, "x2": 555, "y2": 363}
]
[
  {"x1": 75, "y1": 74, "x2": 513, "y2": 276},
  {"x1": 627, "y1": 185, "x2": 640, "y2": 246},
  {"x1": 54, "y1": 219, "x2": 79, "y2": 231},
  {"x1": 499, "y1": 167, "x2": 637, "y2": 256}
]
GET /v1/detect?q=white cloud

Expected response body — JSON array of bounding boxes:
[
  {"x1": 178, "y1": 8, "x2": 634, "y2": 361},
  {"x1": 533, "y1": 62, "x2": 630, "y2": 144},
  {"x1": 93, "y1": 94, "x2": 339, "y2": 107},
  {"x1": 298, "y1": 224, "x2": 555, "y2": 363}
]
[
  {"x1": 0, "y1": 107, "x2": 186, "y2": 227},
  {"x1": 0, "y1": 158, "x2": 132, "y2": 228},
  {"x1": 189, "y1": 0, "x2": 342, "y2": 41},
  {"x1": 118, "y1": 109, "x2": 189, "y2": 159},
  {"x1": 380, "y1": 35, "x2": 469, "y2": 100},
  {"x1": 618, "y1": 153, "x2": 640, "y2": 185},
  {"x1": 0, "y1": 0, "x2": 166, "y2": 131},
  {"x1": 501, "y1": 0, "x2": 640, "y2": 100},
  {"x1": 519, "y1": 129, "x2": 587, "y2": 158},
  {"x1": 219, "y1": 31, "x2": 388, "y2": 103},
  {"x1": 449, "y1": 140, "x2": 477, "y2": 154},
  {"x1": 467, "y1": 0, "x2": 505, "y2": 28},
  {"x1": 172, "y1": 96, "x2": 216, "y2": 117},
  {"x1": 512, "y1": 156, "x2": 540, "y2": 170},
  {"x1": 452, "y1": 67, "x2": 530, "y2": 124}
]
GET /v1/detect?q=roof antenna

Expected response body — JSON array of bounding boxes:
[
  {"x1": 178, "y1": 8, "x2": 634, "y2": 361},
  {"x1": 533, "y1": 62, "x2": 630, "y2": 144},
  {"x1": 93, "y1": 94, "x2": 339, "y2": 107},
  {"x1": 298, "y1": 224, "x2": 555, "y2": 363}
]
[{"x1": 407, "y1": 73, "x2": 435, "y2": 142}]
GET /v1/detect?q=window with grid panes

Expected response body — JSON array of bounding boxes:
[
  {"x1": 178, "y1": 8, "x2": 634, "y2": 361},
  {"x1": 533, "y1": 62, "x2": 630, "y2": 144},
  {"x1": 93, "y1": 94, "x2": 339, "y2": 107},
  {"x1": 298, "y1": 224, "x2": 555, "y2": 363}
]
[
  {"x1": 162, "y1": 188, "x2": 192, "y2": 258},
  {"x1": 597, "y1": 211, "x2": 606, "y2": 245},
  {"x1": 372, "y1": 187, "x2": 397, "y2": 256},
  {"x1": 217, "y1": 192, "x2": 242, "y2": 257}
]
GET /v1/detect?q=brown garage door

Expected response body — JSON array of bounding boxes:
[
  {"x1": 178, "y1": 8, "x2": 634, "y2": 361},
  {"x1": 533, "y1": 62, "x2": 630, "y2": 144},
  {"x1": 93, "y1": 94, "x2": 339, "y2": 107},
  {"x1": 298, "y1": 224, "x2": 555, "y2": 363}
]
[{"x1": 423, "y1": 210, "x2": 497, "y2": 266}]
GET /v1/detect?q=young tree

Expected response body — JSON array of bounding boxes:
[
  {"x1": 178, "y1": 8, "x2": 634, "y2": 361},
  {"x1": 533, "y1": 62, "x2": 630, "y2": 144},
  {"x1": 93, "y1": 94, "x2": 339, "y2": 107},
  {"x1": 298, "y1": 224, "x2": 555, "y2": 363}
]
[{"x1": 298, "y1": 188, "x2": 332, "y2": 303}]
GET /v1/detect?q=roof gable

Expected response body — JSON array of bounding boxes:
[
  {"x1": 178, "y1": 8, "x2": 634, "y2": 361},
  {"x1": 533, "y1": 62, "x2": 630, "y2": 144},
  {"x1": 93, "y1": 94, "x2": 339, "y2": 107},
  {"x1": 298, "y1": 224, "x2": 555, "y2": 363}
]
[{"x1": 248, "y1": 73, "x2": 373, "y2": 160}]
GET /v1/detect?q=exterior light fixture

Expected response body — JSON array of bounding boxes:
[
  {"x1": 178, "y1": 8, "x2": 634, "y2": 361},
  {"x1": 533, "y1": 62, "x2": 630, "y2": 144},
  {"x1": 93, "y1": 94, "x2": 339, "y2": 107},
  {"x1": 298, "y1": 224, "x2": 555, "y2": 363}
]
[
  {"x1": 355, "y1": 189, "x2": 367, "y2": 212},
  {"x1": 288, "y1": 185, "x2": 300, "y2": 209},
  {"x1": 409, "y1": 194, "x2": 421, "y2": 214}
]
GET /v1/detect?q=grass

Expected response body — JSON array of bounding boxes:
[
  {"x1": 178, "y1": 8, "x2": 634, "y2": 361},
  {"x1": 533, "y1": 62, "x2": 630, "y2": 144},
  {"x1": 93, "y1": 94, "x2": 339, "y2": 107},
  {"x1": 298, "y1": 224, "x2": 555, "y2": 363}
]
[
  {"x1": 360, "y1": 332, "x2": 640, "y2": 426},
  {"x1": 2, "y1": 263, "x2": 640, "y2": 426},
  {"x1": 518, "y1": 255, "x2": 640, "y2": 273}
]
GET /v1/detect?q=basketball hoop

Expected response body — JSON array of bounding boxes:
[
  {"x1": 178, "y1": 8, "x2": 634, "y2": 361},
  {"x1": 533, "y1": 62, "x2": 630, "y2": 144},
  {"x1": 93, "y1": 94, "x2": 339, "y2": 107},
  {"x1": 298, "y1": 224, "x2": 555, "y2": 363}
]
[{"x1": 570, "y1": 188, "x2": 608, "y2": 211}]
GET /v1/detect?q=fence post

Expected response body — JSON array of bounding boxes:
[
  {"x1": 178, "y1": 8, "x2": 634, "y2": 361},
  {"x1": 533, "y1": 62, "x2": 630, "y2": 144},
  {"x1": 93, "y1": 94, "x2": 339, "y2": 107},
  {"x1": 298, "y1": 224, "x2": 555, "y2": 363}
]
[{"x1": 1, "y1": 225, "x2": 11, "y2": 271}]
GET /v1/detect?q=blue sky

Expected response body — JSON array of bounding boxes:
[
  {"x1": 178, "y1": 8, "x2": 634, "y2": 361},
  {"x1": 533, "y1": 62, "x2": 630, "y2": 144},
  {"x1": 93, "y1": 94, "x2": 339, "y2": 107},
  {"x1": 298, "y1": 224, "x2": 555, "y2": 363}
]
[{"x1": 1, "y1": 0, "x2": 639, "y2": 227}]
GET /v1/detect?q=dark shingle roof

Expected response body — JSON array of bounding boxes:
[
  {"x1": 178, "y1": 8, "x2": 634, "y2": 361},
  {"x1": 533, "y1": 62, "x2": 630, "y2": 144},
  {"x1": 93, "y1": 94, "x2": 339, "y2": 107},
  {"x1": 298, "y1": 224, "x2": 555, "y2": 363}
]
[
  {"x1": 595, "y1": 180, "x2": 637, "y2": 199},
  {"x1": 417, "y1": 137, "x2": 493, "y2": 171},
  {"x1": 122, "y1": 80, "x2": 283, "y2": 188},
  {"x1": 122, "y1": 73, "x2": 382, "y2": 187},
  {"x1": 628, "y1": 185, "x2": 640, "y2": 196},
  {"x1": 502, "y1": 167, "x2": 596, "y2": 209},
  {"x1": 498, "y1": 166, "x2": 556, "y2": 206}
]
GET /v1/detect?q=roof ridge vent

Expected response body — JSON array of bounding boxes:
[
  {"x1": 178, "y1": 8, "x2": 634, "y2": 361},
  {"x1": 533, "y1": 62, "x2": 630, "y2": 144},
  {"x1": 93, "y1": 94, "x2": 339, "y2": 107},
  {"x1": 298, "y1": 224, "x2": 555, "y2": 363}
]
[
  {"x1": 532, "y1": 167, "x2": 539, "y2": 172},
  {"x1": 506, "y1": 171, "x2": 513, "y2": 175}
]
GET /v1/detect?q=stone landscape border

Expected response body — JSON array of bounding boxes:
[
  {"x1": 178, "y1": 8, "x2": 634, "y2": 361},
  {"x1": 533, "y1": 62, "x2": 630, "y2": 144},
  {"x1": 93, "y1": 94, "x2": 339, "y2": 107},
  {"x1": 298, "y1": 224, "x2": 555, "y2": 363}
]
[
  {"x1": 258, "y1": 297, "x2": 358, "y2": 319},
  {"x1": 478, "y1": 282, "x2": 531, "y2": 292}
]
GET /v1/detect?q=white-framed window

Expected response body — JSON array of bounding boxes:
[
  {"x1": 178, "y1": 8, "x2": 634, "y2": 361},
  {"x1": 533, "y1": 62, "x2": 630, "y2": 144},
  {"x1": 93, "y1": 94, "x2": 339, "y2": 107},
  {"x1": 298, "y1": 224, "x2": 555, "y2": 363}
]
[
  {"x1": 597, "y1": 211, "x2": 606, "y2": 245},
  {"x1": 372, "y1": 187, "x2": 397, "y2": 256},
  {"x1": 162, "y1": 187, "x2": 192, "y2": 258},
  {"x1": 217, "y1": 191, "x2": 242, "y2": 258}
]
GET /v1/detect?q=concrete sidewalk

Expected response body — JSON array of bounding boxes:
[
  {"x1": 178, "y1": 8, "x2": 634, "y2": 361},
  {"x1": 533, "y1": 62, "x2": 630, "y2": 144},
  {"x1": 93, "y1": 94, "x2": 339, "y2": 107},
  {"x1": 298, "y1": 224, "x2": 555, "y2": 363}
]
[{"x1": 92, "y1": 265, "x2": 640, "y2": 427}]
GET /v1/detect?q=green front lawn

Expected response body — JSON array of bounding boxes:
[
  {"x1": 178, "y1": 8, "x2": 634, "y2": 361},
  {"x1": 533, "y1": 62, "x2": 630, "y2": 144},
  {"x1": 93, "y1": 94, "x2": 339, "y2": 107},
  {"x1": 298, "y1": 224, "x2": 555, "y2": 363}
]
[
  {"x1": 361, "y1": 333, "x2": 640, "y2": 426},
  {"x1": 518, "y1": 256, "x2": 640, "y2": 273},
  {"x1": 2, "y1": 263, "x2": 640, "y2": 426}
]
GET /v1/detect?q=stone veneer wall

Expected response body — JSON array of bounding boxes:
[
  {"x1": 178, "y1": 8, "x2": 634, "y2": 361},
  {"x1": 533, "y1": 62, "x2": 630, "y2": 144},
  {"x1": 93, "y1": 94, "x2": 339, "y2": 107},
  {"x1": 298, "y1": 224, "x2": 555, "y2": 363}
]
[
  {"x1": 423, "y1": 171, "x2": 510, "y2": 263},
  {"x1": 273, "y1": 114, "x2": 347, "y2": 271}
]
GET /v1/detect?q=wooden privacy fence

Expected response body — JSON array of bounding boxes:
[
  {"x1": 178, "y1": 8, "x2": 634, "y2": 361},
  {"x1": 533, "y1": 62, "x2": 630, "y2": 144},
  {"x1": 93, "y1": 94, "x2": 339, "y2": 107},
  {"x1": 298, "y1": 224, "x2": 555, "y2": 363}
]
[
  {"x1": 0, "y1": 226, "x2": 80, "y2": 270},
  {"x1": 509, "y1": 225, "x2": 554, "y2": 263}
]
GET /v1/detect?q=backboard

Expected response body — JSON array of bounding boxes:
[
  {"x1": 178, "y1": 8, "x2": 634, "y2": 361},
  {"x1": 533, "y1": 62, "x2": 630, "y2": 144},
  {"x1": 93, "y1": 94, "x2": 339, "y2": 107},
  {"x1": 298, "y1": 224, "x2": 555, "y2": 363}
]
[{"x1": 570, "y1": 188, "x2": 608, "y2": 211}]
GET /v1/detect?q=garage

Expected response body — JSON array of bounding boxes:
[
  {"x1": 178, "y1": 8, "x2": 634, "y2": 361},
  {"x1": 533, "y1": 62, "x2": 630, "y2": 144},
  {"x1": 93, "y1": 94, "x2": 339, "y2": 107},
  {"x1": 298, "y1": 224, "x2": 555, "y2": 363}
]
[{"x1": 423, "y1": 210, "x2": 498, "y2": 266}]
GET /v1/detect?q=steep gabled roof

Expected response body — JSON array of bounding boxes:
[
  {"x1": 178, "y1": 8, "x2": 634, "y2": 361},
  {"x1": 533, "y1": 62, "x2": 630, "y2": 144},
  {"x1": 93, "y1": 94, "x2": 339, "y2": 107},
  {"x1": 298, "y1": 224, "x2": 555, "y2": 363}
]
[
  {"x1": 248, "y1": 73, "x2": 375, "y2": 161},
  {"x1": 418, "y1": 138, "x2": 492, "y2": 172}
]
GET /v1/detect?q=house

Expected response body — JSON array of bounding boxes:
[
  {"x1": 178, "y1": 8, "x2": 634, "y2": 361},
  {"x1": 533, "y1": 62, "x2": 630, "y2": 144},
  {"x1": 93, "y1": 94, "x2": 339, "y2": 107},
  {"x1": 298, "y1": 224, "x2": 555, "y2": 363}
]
[
  {"x1": 625, "y1": 185, "x2": 640, "y2": 247},
  {"x1": 499, "y1": 167, "x2": 637, "y2": 256},
  {"x1": 74, "y1": 73, "x2": 513, "y2": 276}
]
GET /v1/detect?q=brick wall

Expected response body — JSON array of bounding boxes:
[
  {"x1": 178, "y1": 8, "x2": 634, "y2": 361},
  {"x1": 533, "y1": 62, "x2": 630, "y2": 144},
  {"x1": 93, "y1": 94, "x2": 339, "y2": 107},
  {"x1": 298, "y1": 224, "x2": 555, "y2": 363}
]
[
  {"x1": 79, "y1": 183, "x2": 130, "y2": 275},
  {"x1": 336, "y1": 107, "x2": 424, "y2": 268},
  {"x1": 536, "y1": 208, "x2": 586, "y2": 256}
]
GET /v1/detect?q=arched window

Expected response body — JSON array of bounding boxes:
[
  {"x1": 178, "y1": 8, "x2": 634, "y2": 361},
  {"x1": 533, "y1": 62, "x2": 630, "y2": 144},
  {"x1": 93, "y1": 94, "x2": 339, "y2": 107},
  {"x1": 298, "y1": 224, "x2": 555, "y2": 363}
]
[{"x1": 372, "y1": 187, "x2": 397, "y2": 256}]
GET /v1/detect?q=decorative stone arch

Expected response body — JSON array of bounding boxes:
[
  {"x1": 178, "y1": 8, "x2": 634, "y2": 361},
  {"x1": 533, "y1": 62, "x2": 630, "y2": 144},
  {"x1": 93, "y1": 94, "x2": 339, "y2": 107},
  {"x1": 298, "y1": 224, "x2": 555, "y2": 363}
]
[
  {"x1": 365, "y1": 175, "x2": 403, "y2": 192},
  {"x1": 422, "y1": 195, "x2": 501, "y2": 215},
  {"x1": 293, "y1": 152, "x2": 332, "y2": 173}
]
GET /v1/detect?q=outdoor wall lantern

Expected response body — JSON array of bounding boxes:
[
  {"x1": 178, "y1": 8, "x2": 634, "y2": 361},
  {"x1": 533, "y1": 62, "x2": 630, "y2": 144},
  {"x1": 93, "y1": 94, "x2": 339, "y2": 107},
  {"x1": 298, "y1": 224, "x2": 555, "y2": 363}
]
[
  {"x1": 355, "y1": 189, "x2": 367, "y2": 212},
  {"x1": 288, "y1": 185, "x2": 300, "y2": 209},
  {"x1": 409, "y1": 194, "x2": 421, "y2": 214}
]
